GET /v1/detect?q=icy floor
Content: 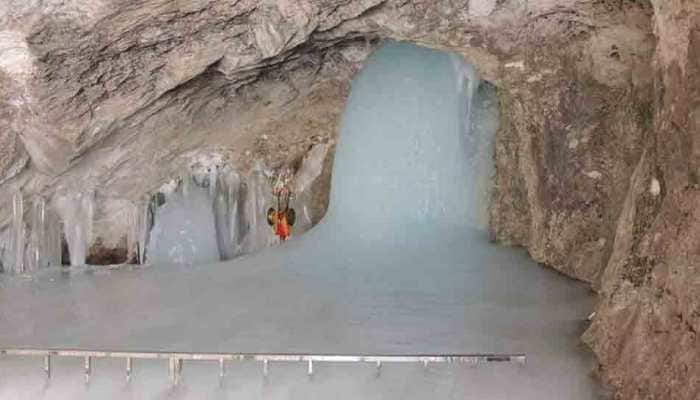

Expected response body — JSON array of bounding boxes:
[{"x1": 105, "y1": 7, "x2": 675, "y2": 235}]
[
  {"x1": 0, "y1": 42, "x2": 606, "y2": 399},
  {"x1": 0, "y1": 230, "x2": 604, "y2": 399}
]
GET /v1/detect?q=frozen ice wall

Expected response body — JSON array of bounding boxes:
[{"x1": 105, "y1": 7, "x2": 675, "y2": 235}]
[{"x1": 324, "y1": 42, "x2": 495, "y2": 240}]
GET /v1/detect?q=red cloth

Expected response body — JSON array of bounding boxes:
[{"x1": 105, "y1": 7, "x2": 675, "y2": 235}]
[{"x1": 275, "y1": 215, "x2": 290, "y2": 240}]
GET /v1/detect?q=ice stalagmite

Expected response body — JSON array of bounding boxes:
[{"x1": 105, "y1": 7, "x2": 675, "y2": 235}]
[
  {"x1": 125, "y1": 197, "x2": 155, "y2": 264},
  {"x1": 53, "y1": 191, "x2": 95, "y2": 266},
  {"x1": 1, "y1": 191, "x2": 27, "y2": 273},
  {"x1": 146, "y1": 177, "x2": 220, "y2": 265},
  {"x1": 146, "y1": 164, "x2": 284, "y2": 265},
  {"x1": 1, "y1": 194, "x2": 62, "y2": 273},
  {"x1": 213, "y1": 169, "x2": 243, "y2": 260},
  {"x1": 26, "y1": 196, "x2": 62, "y2": 271},
  {"x1": 27, "y1": 197, "x2": 44, "y2": 271},
  {"x1": 12, "y1": 192, "x2": 24, "y2": 273}
]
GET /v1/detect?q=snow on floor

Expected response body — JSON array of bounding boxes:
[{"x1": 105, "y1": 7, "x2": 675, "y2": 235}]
[{"x1": 0, "y1": 42, "x2": 606, "y2": 399}]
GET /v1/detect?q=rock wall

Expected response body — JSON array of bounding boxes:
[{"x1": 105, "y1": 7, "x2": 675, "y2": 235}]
[
  {"x1": 583, "y1": 2, "x2": 700, "y2": 398},
  {"x1": 0, "y1": 0, "x2": 697, "y2": 398}
]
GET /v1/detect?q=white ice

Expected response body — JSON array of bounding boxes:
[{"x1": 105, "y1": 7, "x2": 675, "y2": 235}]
[
  {"x1": 52, "y1": 191, "x2": 95, "y2": 267},
  {"x1": 146, "y1": 178, "x2": 221, "y2": 266},
  {"x1": 0, "y1": 42, "x2": 604, "y2": 399}
]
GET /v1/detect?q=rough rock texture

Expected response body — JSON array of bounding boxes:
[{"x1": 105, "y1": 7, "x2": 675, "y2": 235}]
[
  {"x1": 0, "y1": 0, "x2": 698, "y2": 398},
  {"x1": 583, "y1": 2, "x2": 700, "y2": 399}
]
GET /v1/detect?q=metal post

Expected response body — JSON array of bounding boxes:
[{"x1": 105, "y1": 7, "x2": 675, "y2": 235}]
[
  {"x1": 219, "y1": 358, "x2": 225, "y2": 381},
  {"x1": 307, "y1": 359, "x2": 313, "y2": 376},
  {"x1": 376, "y1": 360, "x2": 382, "y2": 377},
  {"x1": 43, "y1": 355, "x2": 51, "y2": 379},
  {"x1": 175, "y1": 358, "x2": 183, "y2": 385},
  {"x1": 126, "y1": 357, "x2": 132, "y2": 383},
  {"x1": 84, "y1": 356, "x2": 92, "y2": 384},
  {"x1": 263, "y1": 359, "x2": 269, "y2": 377},
  {"x1": 168, "y1": 357, "x2": 176, "y2": 384}
]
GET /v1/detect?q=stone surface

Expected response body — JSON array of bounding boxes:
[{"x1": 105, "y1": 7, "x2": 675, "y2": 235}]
[
  {"x1": 0, "y1": 0, "x2": 697, "y2": 398},
  {"x1": 583, "y1": 2, "x2": 700, "y2": 399}
]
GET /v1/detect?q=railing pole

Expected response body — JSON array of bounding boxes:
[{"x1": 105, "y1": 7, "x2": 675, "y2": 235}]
[
  {"x1": 126, "y1": 357, "x2": 132, "y2": 383},
  {"x1": 84, "y1": 356, "x2": 92, "y2": 384},
  {"x1": 43, "y1": 355, "x2": 51, "y2": 379},
  {"x1": 175, "y1": 358, "x2": 183, "y2": 385},
  {"x1": 168, "y1": 357, "x2": 175, "y2": 384},
  {"x1": 0, "y1": 349, "x2": 526, "y2": 382},
  {"x1": 219, "y1": 358, "x2": 225, "y2": 380}
]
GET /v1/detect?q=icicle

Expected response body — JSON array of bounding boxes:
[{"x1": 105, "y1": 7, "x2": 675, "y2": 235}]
[
  {"x1": 23, "y1": 195, "x2": 61, "y2": 271},
  {"x1": 125, "y1": 202, "x2": 138, "y2": 263},
  {"x1": 228, "y1": 179, "x2": 238, "y2": 244},
  {"x1": 137, "y1": 197, "x2": 151, "y2": 265},
  {"x1": 181, "y1": 176, "x2": 190, "y2": 197},
  {"x1": 11, "y1": 191, "x2": 25, "y2": 274},
  {"x1": 45, "y1": 208, "x2": 62, "y2": 267},
  {"x1": 213, "y1": 171, "x2": 232, "y2": 260},
  {"x1": 53, "y1": 190, "x2": 95, "y2": 266},
  {"x1": 26, "y1": 196, "x2": 45, "y2": 272},
  {"x1": 0, "y1": 228, "x2": 10, "y2": 273},
  {"x1": 213, "y1": 169, "x2": 247, "y2": 260},
  {"x1": 208, "y1": 167, "x2": 218, "y2": 198}
]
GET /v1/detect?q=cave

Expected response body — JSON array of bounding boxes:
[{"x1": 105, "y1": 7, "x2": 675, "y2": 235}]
[{"x1": 0, "y1": 1, "x2": 699, "y2": 399}]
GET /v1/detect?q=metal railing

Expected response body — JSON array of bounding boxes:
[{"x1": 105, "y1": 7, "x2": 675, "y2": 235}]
[{"x1": 1, "y1": 348, "x2": 526, "y2": 384}]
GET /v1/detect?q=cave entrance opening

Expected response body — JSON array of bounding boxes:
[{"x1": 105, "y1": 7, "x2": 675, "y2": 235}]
[{"x1": 0, "y1": 42, "x2": 602, "y2": 399}]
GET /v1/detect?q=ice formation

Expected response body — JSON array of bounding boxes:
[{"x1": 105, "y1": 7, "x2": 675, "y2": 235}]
[
  {"x1": 0, "y1": 147, "x2": 327, "y2": 271},
  {"x1": 0, "y1": 42, "x2": 600, "y2": 399},
  {"x1": 146, "y1": 176, "x2": 221, "y2": 265},
  {"x1": 0, "y1": 192, "x2": 61, "y2": 273},
  {"x1": 26, "y1": 195, "x2": 62, "y2": 271},
  {"x1": 0, "y1": 191, "x2": 25, "y2": 273},
  {"x1": 52, "y1": 191, "x2": 95, "y2": 267},
  {"x1": 146, "y1": 148, "x2": 328, "y2": 265}
]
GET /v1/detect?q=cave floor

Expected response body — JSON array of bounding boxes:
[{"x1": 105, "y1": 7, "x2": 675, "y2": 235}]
[{"x1": 0, "y1": 228, "x2": 606, "y2": 399}]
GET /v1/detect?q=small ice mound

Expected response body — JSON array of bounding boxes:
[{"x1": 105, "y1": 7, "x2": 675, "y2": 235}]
[{"x1": 146, "y1": 177, "x2": 220, "y2": 265}]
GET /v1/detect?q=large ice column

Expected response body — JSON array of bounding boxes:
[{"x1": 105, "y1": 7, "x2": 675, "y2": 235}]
[
  {"x1": 324, "y1": 43, "x2": 493, "y2": 241},
  {"x1": 53, "y1": 191, "x2": 95, "y2": 266}
]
